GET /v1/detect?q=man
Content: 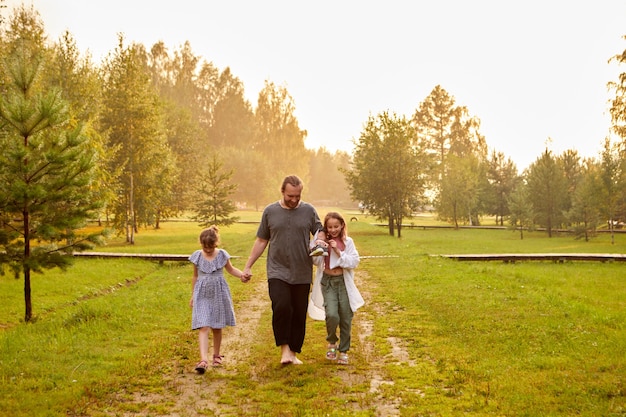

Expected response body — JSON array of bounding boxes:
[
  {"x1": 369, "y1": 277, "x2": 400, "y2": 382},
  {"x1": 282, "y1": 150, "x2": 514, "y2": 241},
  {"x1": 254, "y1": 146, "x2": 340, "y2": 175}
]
[{"x1": 243, "y1": 175, "x2": 324, "y2": 365}]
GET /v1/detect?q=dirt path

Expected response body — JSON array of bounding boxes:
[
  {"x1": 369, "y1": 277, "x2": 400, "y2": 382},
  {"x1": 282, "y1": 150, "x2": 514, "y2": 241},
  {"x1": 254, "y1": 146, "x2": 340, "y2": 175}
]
[{"x1": 108, "y1": 269, "x2": 414, "y2": 416}]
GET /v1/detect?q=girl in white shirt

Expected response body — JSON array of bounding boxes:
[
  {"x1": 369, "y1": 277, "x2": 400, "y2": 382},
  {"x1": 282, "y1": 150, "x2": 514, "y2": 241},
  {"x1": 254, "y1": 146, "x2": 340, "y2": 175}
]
[{"x1": 310, "y1": 212, "x2": 364, "y2": 365}]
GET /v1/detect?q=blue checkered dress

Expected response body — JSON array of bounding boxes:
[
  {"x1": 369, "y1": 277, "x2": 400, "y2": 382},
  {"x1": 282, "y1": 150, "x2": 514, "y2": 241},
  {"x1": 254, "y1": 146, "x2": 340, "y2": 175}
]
[{"x1": 189, "y1": 249, "x2": 236, "y2": 330}]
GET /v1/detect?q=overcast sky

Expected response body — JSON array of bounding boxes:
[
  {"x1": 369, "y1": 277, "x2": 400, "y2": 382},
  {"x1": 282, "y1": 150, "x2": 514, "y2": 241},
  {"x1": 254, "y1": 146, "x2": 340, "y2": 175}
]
[{"x1": 5, "y1": 0, "x2": 626, "y2": 171}]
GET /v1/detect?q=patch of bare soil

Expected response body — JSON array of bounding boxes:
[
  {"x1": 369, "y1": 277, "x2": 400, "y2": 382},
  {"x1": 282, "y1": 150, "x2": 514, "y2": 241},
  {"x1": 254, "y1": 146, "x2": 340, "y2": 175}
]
[
  {"x1": 104, "y1": 269, "x2": 416, "y2": 416},
  {"x1": 345, "y1": 270, "x2": 423, "y2": 417},
  {"x1": 104, "y1": 276, "x2": 268, "y2": 417}
]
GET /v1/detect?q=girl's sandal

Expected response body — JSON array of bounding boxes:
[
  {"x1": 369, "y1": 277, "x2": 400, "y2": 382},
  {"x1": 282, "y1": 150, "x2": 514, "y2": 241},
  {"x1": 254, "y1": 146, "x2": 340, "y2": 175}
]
[
  {"x1": 212, "y1": 354, "x2": 224, "y2": 367},
  {"x1": 326, "y1": 344, "x2": 338, "y2": 360},
  {"x1": 194, "y1": 360, "x2": 209, "y2": 374},
  {"x1": 337, "y1": 352, "x2": 349, "y2": 365}
]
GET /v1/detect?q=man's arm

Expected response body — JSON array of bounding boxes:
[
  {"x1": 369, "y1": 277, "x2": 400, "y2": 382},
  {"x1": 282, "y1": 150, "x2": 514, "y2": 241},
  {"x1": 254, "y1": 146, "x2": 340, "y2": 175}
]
[{"x1": 243, "y1": 237, "x2": 269, "y2": 278}]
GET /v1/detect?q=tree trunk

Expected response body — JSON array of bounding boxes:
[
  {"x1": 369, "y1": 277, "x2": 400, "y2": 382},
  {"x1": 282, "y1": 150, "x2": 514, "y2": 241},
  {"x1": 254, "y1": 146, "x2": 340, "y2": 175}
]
[
  {"x1": 23, "y1": 210, "x2": 32, "y2": 322},
  {"x1": 24, "y1": 267, "x2": 32, "y2": 322},
  {"x1": 129, "y1": 170, "x2": 135, "y2": 244}
]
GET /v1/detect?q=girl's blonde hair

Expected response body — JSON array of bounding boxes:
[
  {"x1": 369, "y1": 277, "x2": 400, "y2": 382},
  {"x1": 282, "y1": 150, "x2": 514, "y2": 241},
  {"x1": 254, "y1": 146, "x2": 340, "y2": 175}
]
[
  {"x1": 323, "y1": 212, "x2": 347, "y2": 239},
  {"x1": 199, "y1": 225, "x2": 220, "y2": 248}
]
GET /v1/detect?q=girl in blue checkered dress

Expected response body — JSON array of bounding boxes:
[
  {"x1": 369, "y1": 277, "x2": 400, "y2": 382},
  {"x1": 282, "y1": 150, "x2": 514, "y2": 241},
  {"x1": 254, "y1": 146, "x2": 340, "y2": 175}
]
[{"x1": 189, "y1": 226, "x2": 249, "y2": 374}]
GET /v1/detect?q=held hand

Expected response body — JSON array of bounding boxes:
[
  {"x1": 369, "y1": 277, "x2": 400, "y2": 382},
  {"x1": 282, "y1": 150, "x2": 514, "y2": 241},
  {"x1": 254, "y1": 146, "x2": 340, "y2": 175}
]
[
  {"x1": 189, "y1": 297, "x2": 194, "y2": 308},
  {"x1": 241, "y1": 268, "x2": 252, "y2": 283}
]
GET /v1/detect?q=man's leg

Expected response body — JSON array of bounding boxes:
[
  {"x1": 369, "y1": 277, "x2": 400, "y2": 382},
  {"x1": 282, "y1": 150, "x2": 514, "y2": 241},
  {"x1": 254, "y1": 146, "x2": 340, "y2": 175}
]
[
  {"x1": 288, "y1": 283, "x2": 311, "y2": 354},
  {"x1": 268, "y1": 279, "x2": 292, "y2": 347}
]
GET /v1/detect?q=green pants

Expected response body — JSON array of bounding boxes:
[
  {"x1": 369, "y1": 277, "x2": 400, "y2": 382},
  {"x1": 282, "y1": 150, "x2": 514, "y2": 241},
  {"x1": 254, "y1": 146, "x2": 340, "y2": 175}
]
[{"x1": 321, "y1": 273, "x2": 353, "y2": 353}]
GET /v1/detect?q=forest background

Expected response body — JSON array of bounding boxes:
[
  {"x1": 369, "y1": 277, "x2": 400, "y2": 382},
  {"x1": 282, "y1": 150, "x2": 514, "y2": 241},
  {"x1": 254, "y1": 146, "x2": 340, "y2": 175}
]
[
  {"x1": 2, "y1": 3, "x2": 626, "y2": 322},
  {"x1": 2, "y1": 3, "x2": 626, "y2": 238}
]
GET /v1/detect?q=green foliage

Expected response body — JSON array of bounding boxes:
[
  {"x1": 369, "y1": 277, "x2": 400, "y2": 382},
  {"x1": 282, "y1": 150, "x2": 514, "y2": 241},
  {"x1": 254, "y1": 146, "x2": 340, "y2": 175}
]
[
  {"x1": 100, "y1": 36, "x2": 177, "y2": 239},
  {"x1": 526, "y1": 149, "x2": 569, "y2": 236},
  {"x1": 208, "y1": 67, "x2": 255, "y2": 149},
  {"x1": 436, "y1": 153, "x2": 484, "y2": 228},
  {"x1": 566, "y1": 161, "x2": 602, "y2": 241},
  {"x1": 507, "y1": 183, "x2": 534, "y2": 239},
  {"x1": 412, "y1": 84, "x2": 456, "y2": 166},
  {"x1": 192, "y1": 154, "x2": 240, "y2": 227},
  {"x1": 484, "y1": 150, "x2": 521, "y2": 225},
  {"x1": 0, "y1": 27, "x2": 104, "y2": 321},
  {"x1": 254, "y1": 80, "x2": 309, "y2": 176},
  {"x1": 346, "y1": 111, "x2": 427, "y2": 237}
]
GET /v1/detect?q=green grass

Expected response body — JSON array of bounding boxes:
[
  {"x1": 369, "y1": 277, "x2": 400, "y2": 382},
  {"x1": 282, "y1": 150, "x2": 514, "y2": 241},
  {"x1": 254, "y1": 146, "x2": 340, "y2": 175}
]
[{"x1": 1, "y1": 211, "x2": 625, "y2": 416}]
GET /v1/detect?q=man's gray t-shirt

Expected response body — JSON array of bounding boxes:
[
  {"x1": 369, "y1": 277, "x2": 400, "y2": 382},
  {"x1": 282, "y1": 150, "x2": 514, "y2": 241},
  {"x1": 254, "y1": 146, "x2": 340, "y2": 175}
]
[{"x1": 256, "y1": 201, "x2": 323, "y2": 285}]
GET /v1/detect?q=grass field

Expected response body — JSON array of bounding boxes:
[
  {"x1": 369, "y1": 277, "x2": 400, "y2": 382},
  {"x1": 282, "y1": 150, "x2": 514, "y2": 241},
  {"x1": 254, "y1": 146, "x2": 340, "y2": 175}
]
[{"x1": 0, "y1": 211, "x2": 624, "y2": 416}]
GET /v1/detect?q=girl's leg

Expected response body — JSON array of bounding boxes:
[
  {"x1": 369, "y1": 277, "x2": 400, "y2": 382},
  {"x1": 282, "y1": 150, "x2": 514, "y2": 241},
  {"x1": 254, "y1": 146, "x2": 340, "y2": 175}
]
[
  {"x1": 212, "y1": 328, "x2": 223, "y2": 366},
  {"x1": 321, "y1": 275, "x2": 340, "y2": 346},
  {"x1": 198, "y1": 327, "x2": 210, "y2": 362},
  {"x1": 212, "y1": 328, "x2": 222, "y2": 357},
  {"x1": 336, "y1": 279, "x2": 354, "y2": 354}
]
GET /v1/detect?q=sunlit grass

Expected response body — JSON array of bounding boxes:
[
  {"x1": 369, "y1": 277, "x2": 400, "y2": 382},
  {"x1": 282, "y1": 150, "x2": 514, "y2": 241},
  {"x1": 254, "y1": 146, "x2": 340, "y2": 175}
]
[{"x1": 1, "y1": 211, "x2": 625, "y2": 416}]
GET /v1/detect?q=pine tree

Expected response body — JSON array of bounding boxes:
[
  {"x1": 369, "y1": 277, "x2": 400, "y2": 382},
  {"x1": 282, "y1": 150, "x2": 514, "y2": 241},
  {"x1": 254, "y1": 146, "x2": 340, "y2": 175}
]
[
  {"x1": 0, "y1": 38, "x2": 102, "y2": 322},
  {"x1": 193, "y1": 155, "x2": 239, "y2": 227}
]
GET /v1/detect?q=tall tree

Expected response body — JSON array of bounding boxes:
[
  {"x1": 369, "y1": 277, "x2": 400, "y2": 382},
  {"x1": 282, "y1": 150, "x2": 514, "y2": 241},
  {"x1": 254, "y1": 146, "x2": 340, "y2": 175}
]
[
  {"x1": 598, "y1": 138, "x2": 625, "y2": 244},
  {"x1": 170, "y1": 41, "x2": 201, "y2": 111},
  {"x1": 607, "y1": 40, "x2": 626, "y2": 235},
  {"x1": 436, "y1": 153, "x2": 484, "y2": 228},
  {"x1": 161, "y1": 101, "x2": 203, "y2": 213},
  {"x1": 46, "y1": 29, "x2": 114, "y2": 225},
  {"x1": 208, "y1": 67, "x2": 255, "y2": 149},
  {"x1": 557, "y1": 149, "x2": 582, "y2": 227},
  {"x1": 145, "y1": 42, "x2": 206, "y2": 214},
  {"x1": 413, "y1": 85, "x2": 456, "y2": 168},
  {"x1": 0, "y1": 11, "x2": 102, "y2": 321},
  {"x1": 566, "y1": 160, "x2": 601, "y2": 241},
  {"x1": 254, "y1": 80, "x2": 309, "y2": 183},
  {"x1": 345, "y1": 111, "x2": 427, "y2": 237},
  {"x1": 507, "y1": 183, "x2": 534, "y2": 240},
  {"x1": 484, "y1": 151, "x2": 520, "y2": 225},
  {"x1": 525, "y1": 148, "x2": 568, "y2": 237},
  {"x1": 449, "y1": 106, "x2": 488, "y2": 159},
  {"x1": 413, "y1": 85, "x2": 489, "y2": 225},
  {"x1": 608, "y1": 38, "x2": 626, "y2": 144},
  {"x1": 100, "y1": 36, "x2": 176, "y2": 242}
]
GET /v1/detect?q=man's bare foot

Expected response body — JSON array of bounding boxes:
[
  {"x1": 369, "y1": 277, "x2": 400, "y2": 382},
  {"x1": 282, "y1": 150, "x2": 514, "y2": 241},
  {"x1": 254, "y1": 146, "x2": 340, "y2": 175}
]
[
  {"x1": 280, "y1": 345, "x2": 295, "y2": 364},
  {"x1": 280, "y1": 356, "x2": 303, "y2": 365},
  {"x1": 280, "y1": 345, "x2": 303, "y2": 365}
]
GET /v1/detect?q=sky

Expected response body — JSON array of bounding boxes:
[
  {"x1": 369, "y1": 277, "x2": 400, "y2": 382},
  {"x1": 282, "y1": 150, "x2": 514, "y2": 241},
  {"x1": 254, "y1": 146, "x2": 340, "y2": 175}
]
[{"x1": 4, "y1": 0, "x2": 626, "y2": 171}]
